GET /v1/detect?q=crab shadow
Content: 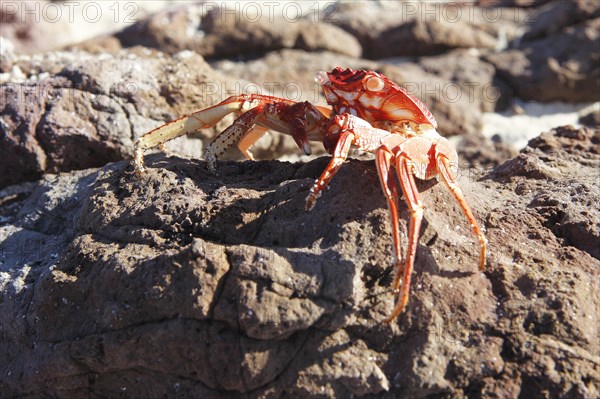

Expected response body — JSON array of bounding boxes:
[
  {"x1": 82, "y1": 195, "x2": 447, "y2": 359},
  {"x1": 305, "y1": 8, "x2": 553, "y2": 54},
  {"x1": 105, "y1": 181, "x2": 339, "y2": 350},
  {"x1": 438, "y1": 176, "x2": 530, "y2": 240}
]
[
  {"x1": 133, "y1": 154, "x2": 464, "y2": 281},
  {"x1": 139, "y1": 154, "x2": 386, "y2": 249}
]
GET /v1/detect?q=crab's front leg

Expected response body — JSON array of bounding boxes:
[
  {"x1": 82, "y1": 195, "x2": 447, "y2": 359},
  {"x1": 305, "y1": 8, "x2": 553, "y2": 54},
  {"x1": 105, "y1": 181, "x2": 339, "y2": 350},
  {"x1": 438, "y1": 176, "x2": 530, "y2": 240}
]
[
  {"x1": 203, "y1": 103, "x2": 269, "y2": 172},
  {"x1": 305, "y1": 113, "x2": 364, "y2": 210},
  {"x1": 134, "y1": 96, "x2": 243, "y2": 174},
  {"x1": 305, "y1": 129, "x2": 354, "y2": 210},
  {"x1": 133, "y1": 94, "x2": 296, "y2": 175},
  {"x1": 305, "y1": 113, "x2": 397, "y2": 210}
]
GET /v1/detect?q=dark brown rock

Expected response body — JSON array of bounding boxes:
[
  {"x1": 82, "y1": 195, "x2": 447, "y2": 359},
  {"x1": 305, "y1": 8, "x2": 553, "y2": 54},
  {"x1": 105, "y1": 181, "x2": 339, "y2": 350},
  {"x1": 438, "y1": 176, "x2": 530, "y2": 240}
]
[
  {"x1": 486, "y1": 18, "x2": 600, "y2": 102},
  {"x1": 477, "y1": 0, "x2": 552, "y2": 6},
  {"x1": 323, "y1": 1, "x2": 404, "y2": 59},
  {"x1": 116, "y1": 5, "x2": 362, "y2": 59},
  {"x1": 377, "y1": 17, "x2": 497, "y2": 57},
  {"x1": 458, "y1": 134, "x2": 519, "y2": 169},
  {"x1": 493, "y1": 125, "x2": 600, "y2": 258},
  {"x1": 63, "y1": 35, "x2": 123, "y2": 55},
  {"x1": 331, "y1": 2, "x2": 523, "y2": 59},
  {"x1": 0, "y1": 50, "x2": 230, "y2": 189},
  {"x1": 523, "y1": 0, "x2": 600, "y2": 40},
  {"x1": 417, "y1": 49, "x2": 513, "y2": 112},
  {"x1": 1, "y1": 0, "x2": 599, "y2": 395},
  {"x1": 579, "y1": 106, "x2": 600, "y2": 127},
  {"x1": 0, "y1": 80, "x2": 49, "y2": 187},
  {"x1": 1, "y1": 126, "x2": 598, "y2": 398}
]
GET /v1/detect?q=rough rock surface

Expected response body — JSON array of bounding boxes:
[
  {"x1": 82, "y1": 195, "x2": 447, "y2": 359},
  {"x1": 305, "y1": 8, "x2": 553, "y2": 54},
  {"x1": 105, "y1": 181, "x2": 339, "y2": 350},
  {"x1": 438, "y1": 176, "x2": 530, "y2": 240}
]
[
  {"x1": 0, "y1": 50, "x2": 230, "y2": 189},
  {"x1": 579, "y1": 105, "x2": 600, "y2": 127},
  {"x1": 1, "y1": 126, "x2": 598, "y2": 398},
  {"x1": 373, "y1": 17, "x2": 497, "y2": 58}
]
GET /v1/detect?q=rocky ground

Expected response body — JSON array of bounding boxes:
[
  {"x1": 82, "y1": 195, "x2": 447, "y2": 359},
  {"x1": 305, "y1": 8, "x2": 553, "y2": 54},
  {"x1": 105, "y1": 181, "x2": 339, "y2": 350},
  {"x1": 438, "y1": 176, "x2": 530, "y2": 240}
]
[{"x1": 1, "y1": 1, "x2": 599, "y2": 398}]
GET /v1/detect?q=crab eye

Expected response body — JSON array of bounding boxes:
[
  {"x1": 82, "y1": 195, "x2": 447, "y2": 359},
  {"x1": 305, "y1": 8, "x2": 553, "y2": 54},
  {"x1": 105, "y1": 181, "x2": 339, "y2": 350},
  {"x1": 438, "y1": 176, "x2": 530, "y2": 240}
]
[
  {"x1": 365, "y1": 76, "x2": 384, "y2": 92},
  {"x1": 315, "y1": 71, "x2": 330, "y2": 86}
]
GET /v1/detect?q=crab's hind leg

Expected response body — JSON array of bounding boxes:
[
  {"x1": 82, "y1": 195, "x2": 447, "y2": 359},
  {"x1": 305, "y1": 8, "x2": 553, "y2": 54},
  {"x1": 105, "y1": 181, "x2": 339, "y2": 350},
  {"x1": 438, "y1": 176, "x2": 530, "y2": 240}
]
[
  {"x1": 133, "y1": 94, "x2": 270, "y2": 175},
  {"x1": 385, "y1": 152, "x2": 424, "y2": 323},
  {"x1": 435, "y1": 143, "x2": 487, "y2": 271}
]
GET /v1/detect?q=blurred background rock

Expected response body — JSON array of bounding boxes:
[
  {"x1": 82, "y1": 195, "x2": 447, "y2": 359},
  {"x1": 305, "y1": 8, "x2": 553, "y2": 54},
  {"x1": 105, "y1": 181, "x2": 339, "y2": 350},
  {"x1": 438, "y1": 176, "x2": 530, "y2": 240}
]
[{"x1": 1, "y1": 0, "x2": 598, "y2": 187}]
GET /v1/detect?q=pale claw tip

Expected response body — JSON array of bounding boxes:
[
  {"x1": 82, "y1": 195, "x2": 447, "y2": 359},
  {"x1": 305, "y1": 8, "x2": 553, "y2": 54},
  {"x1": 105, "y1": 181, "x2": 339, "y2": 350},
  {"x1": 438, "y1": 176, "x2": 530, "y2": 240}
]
[{"x1": 303, "y1": 142, "x2": 312, "y2": 156}]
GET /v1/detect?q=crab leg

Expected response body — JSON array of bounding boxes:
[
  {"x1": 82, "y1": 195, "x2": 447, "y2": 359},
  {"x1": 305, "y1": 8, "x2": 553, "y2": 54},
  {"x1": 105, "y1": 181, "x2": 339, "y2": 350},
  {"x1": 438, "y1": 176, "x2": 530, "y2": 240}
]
[
  {"x1": 205, "y1": 100, "x2": 335, "y2": 172},
  {"x1": 133, "y1": 94, "x2": 295, "y2": 174},
  {"x1": 237, "y1": 126, "x2": 269, "y2": 160},
  {"x1": 204, "y1": 104, "x2": 267, "y2": 172},
  {"x1": 375, "y1": 147, "x2": 404, "y2": 272},
  {"x1": 305, "y1": 130, "x2": 355, "y2": 211},
  {"x1": 384, "y1": 152, "x2": 424, "y2": 323},
  {"x1": 436, "y1": 150, "x2": 487, "y2": 271}
]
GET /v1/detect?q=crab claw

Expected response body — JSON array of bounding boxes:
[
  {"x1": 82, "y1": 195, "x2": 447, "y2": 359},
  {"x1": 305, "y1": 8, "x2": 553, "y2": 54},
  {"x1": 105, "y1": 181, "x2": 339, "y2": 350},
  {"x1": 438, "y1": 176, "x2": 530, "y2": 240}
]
[{"x1": 290, "y1": 118, "x2": 312, "y2": 155}]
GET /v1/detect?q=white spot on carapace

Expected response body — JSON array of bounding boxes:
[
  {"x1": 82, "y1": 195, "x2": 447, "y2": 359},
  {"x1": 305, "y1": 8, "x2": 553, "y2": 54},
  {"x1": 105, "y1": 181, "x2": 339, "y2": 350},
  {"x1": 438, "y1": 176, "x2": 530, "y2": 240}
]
[
  {"x1": 325, "y1": 90, "x2": 338, "y2": 103},
  {"x1": 358, "y1": 94, "x2": 384, "y2": 109},
  {"x1": 387, "y1": 107, "x2": 415, "y2": 120},
  {"x1": 339, "y1": 91, "x2": 358, "y2": 102}
]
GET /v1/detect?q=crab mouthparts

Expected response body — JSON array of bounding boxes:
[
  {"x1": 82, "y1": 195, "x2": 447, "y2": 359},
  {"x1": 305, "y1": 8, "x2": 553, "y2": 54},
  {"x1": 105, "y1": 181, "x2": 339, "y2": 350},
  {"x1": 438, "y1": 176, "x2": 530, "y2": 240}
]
[{"x1": 314, "y1": 71, "x2": 330, "y2": 86}]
